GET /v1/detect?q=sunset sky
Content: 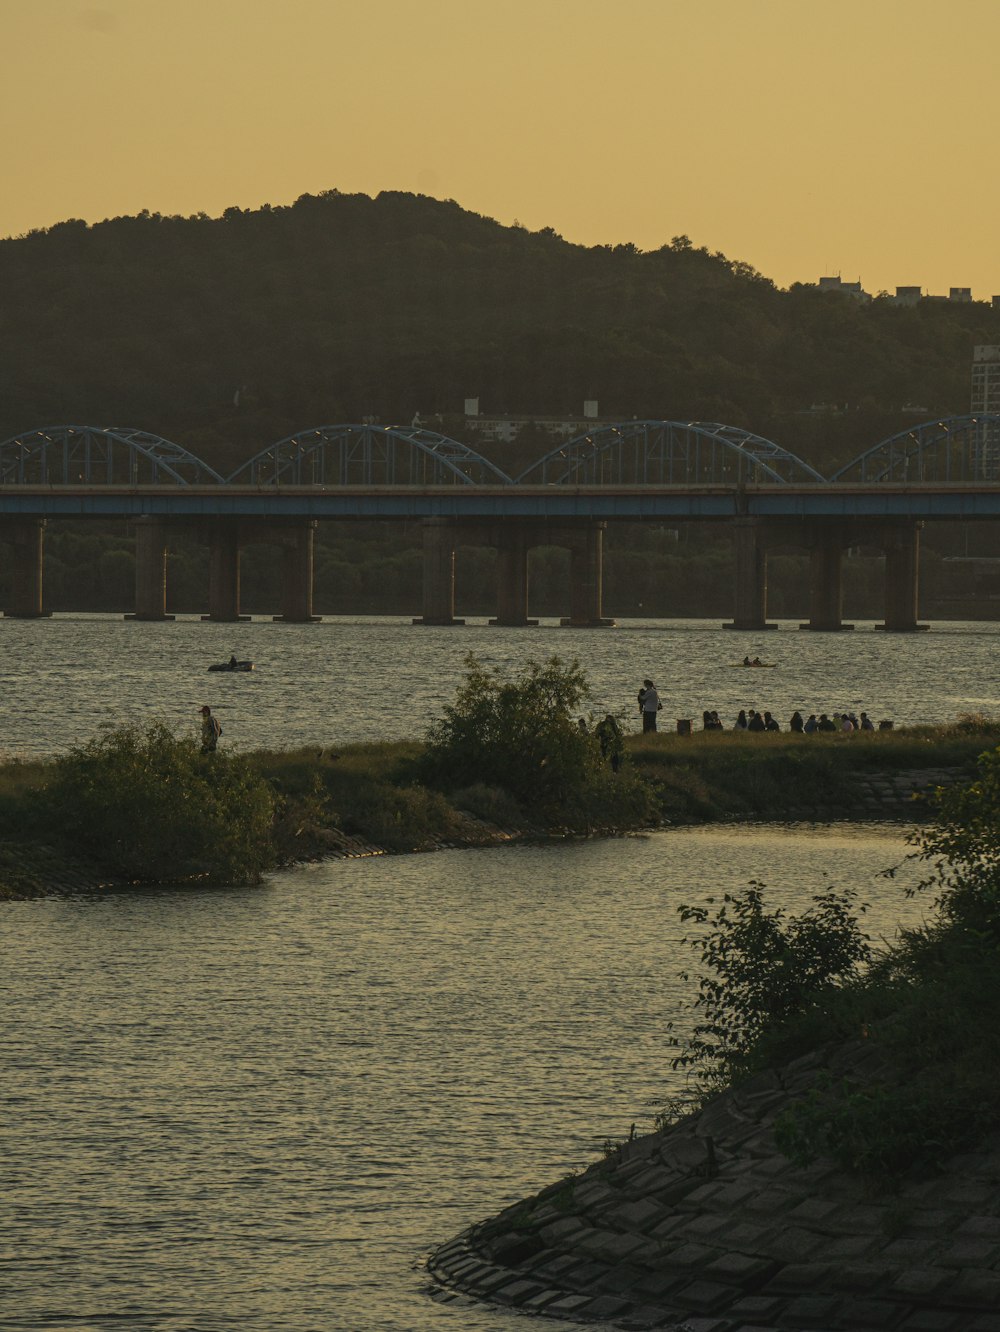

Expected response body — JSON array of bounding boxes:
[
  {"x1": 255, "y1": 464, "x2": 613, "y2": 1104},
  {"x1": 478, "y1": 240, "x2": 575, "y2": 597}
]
[{"x1": 3, "y1": 0, "x2": 996, "y2": 298}]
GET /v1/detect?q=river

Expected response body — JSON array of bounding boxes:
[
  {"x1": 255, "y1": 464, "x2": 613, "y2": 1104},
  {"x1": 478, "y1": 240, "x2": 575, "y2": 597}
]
[
  {"x1": 0, "y1": 615, "x2": 981, "y2": 1330},
  {"x1": 4, "y1": 824, "x2": 935, "y2": 1332},
  {"x1": 0, "y1": 613, "x2": 997, "y2": 759}
]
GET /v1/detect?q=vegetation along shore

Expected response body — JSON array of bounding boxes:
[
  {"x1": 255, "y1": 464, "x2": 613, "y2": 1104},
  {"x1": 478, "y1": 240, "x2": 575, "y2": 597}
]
[{"x1": 1, "y1": 654, "x2": 998, "y2": 902}]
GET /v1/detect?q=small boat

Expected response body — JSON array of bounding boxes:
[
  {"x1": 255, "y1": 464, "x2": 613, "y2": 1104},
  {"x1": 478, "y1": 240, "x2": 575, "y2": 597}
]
[
  {"x1": 208, "y1": 660, "x2": 255, "y2": 673},
  {"x1": 730, "y1": 662, "x2": 776, "y2": 668}
]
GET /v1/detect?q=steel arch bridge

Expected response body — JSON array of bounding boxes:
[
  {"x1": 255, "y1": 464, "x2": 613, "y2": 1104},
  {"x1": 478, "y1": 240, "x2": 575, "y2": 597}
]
[
  {"x1": 226, "y1": 424, "x2": 513, "y2": 486},
  {"x1": 0, "y1": 426, "x2": 224, "y2": 486},
  {"x1": 514, "y1": 420, "x2": 826, "y2": 485},
  {"x1": 831, "y1": 415, "x2": 1000, "y2": 483}
]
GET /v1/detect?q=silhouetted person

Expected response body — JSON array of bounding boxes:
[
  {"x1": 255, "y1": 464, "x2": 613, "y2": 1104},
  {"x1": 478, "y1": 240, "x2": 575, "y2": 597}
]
[{"x1": 200, "y1": 705, "x2": 222, "y2": 753}]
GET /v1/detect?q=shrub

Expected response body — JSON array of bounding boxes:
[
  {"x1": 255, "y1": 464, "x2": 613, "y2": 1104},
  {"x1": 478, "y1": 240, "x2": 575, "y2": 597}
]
[
  {"x1": 910, "y1": 743, "x2": 1000, "y2": 937},
  {"x1": 416, "y1": 654, "x2": 601, "y2": 822},
  {"x1": 668, "y1": 882, "x2": 872, "y2": 1090},
  {"x1": 40, "y1": 720, "x2": 275, "y2": 884}
]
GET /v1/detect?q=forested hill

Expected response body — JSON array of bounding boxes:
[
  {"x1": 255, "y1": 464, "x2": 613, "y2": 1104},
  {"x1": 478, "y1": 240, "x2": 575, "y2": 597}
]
[{"x1": 3, "y1": 189, "x2": 1000, "y2": 475}]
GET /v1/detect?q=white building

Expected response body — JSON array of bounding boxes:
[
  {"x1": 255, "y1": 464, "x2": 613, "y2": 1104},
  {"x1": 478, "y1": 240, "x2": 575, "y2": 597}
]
[{"x1": 463, "y1": 398, "x2": 604, "y2": 445}]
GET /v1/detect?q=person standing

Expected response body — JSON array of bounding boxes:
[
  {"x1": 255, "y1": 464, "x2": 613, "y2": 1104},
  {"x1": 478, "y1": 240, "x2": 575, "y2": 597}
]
[
  {"x1": 200, "y1": 705, "x2": 222, "y2": 754},
  {"x1": 594, "y1": 714, "x2": 624, "y2": 771},
  {"x1": 639, "y1": 679, "x2": 661, "y2": 733}
]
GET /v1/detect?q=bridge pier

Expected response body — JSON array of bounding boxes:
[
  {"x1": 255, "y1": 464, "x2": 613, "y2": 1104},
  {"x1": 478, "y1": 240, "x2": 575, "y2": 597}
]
[
  {"x1": 490, "y1": 526, "x2": 537, "y2": 626},
  {"x1": 877, "y1": 521, "x2": 928, "y2": 631},
  {"x1": 413, "y1": 519, "x2": 464, "y2": 625},
  {"x1": 273, "y1": 522, "x2": 320, "y2": 623},
  {"x1": 724, "y1": 519, "x2": 776, "y2": 631},
  {"x1": 4, "y1": 519, "x2": 50, "y2": 618},
  {"x1": 561, "y1": 523, "x2": 615, "y2": 627},
  {"x1": 126, "y1": 517, "x2": 174, "y2": 621},
  {"x1": 202, "y1": 521, "x2": 249, "y2": 622},
  {"x1": 800, "y1": 526, "x2": 854, "y2": 631}
]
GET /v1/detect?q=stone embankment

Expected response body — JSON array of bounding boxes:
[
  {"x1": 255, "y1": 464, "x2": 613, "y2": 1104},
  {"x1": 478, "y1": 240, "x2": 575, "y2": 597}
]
[
  {"x1": 770, "y1": 767, "x2": 967, "y2": 825},
  {"x1": 427, "y1": 1038, "x2": 1000, "y2": 1331}
]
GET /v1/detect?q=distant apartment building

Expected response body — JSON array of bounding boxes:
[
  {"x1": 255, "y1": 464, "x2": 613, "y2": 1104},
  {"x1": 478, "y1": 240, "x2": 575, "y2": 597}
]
[
  {"x1": 971, "y1": 346, "x2": 1000, "y2": 478},
  {"x1": 463, "y1": 398, "x2": 603, "y2": 444},
  {"x1": 972, "y1": 347, "x2": 1000, "y2": 414}
]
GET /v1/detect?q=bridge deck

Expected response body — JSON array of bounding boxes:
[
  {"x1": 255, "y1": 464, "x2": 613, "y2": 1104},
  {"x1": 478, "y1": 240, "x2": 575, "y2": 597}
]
[{"x1": 2, "y1": 483, "x2": 1000, "y2": 520}]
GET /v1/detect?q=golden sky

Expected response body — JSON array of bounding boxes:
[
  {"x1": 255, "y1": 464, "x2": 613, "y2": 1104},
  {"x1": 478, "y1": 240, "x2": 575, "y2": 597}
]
[{"x1": 2, "y1": 0, "x2": 996, "y2": 297}]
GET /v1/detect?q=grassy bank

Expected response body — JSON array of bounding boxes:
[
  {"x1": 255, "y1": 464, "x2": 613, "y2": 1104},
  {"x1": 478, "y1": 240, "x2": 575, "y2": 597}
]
[
  {"x1": 628, "y1": 717, "x2": 1000, "y2": 822},
  {"x1": 2, "y1": 718, "x2": 999, "y2": 901}
]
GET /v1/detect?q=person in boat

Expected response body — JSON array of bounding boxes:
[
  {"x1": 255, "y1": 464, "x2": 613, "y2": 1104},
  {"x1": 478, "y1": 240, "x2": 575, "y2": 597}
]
[
  {"x1": 743, "y1": 655, "x2": 751, "y2": 666},
  {"x1": 752, "y1": 656, "x2": 763, "y2": 666},
  {"x1": 229, "y1": 654, "x2": 238, "y2": 669}
]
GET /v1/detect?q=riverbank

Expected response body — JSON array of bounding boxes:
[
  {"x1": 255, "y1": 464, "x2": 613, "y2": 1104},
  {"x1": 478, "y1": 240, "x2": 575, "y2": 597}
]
[
  {"x1": 426, "y1": 1034, "x2": 1000, "y2": 1329},
  {"x1": 423, "y1": 722, "x2": 1000, "y2": 1329},
  {"x1": 1, "y1": 720, "x2": 998, "y2": 901}
]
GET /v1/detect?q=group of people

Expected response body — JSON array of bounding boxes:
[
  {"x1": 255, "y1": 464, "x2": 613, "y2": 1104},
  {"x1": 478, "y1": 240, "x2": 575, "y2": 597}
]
[{"x1": 727, "y1": 708, "x2": 879, "y2": 733}]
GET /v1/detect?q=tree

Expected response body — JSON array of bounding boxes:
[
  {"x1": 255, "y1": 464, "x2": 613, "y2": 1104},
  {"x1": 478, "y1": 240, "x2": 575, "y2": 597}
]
[{"x1": 416, "y1": 654, "x2": 654, "y2": 829}]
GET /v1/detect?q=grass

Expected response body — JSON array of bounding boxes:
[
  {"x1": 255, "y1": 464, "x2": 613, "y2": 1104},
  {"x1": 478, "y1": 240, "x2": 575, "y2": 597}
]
[
  {"x1": 1, "y1": 720, "x2": 999, "y2": 900},
  {"x1": 627, "y1": 719, "x2": 1000, "y2": 822}
]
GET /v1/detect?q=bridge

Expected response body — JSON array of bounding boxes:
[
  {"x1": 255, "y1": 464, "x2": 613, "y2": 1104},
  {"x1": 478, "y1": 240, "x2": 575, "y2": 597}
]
[{"x1": 1, "y1": 418, "x2": 998, "y2": 629}]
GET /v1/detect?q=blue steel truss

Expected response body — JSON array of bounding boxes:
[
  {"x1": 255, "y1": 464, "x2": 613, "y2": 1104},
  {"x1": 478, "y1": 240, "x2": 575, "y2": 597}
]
[
  {"x1": 514, "y1": 420, "x2": 826, "y2": 485},
  {"x1": 227, "y1": 424, "x2": 513, "y2": 486},
  {"x1": 831, "y1": 416, "x2": 1000, "y2": 483},
  {"x1": 0, "y1": 426, "x2": 224, "y2": 485}
]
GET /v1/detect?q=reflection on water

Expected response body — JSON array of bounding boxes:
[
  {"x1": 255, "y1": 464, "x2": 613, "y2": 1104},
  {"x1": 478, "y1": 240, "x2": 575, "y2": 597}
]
[
  {"x1": 0, "y1": 613, "x2": 997, "y2": 760},
  {"x1": 2, "y1": 825, "x2": 934, "y2": 1331}
]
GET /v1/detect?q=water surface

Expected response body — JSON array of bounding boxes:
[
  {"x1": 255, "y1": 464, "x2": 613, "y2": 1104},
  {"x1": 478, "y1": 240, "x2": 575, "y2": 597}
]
[
  {"x1": 0, "y1": 614, "x2": 997, "y2": 758},
  {"x1": 2, "y1": 826, "x2": 933, "y2": 1331}
]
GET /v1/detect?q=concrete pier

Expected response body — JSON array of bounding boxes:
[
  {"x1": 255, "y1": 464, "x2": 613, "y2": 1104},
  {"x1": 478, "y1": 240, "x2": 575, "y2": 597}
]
[
  {"x1": 413, "y1": 518, "x2": 464, "y2": 625},
  {"x1": 878, "y1": 521, "x2": 929, "y2": 631},
  {"x1": 3, "y1": 519, "x2": 49, "y2": 618},
  {"x1": 127, "y1": 517, "x2": 174, "y2": 621},
  {"x1": 724, "y1": 518, "x2": 776, "y2": 631}
]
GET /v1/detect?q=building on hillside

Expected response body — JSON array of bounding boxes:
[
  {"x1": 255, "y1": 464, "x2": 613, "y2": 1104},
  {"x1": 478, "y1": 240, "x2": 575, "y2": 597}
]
[
  {"x1": 462, "y1": 398, "x2": 605, "y2": 445},
  {"x1": 893, "y1": 286, "x2": 922, "y2": 306},
  {"x1": 818, "y1": 276, "x2": 871, "y2": 302},
  {"x1": 972, "y1": 346, "x2": 1000, "y2": 479}
]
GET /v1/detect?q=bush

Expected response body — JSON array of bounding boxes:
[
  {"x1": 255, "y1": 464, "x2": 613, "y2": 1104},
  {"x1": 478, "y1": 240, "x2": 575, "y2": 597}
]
[
  {"x1": 668, "y1": 882, "x2": 873, "y2": 1091},
  {"x1": 911, "y1": 743, "x2": 1000, "y2": 937},
  {"x1": 416, "y1": 654, "x2": 660, "y2": 832},
  {"x1": 40, "y1": 720, "x2": 276, "y2": 884},
  {"x1": 417, "y1": 654, "x2": 600, "y2": 821}
]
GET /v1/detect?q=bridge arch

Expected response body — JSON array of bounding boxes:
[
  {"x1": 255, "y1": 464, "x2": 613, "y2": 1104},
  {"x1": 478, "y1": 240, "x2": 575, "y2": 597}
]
[
  {"x1": 831, "y1": 415, "x2": 1000, "y2": 483},
  {"x1": 0, "y1": 426, "x2": 224, "y2": 485},
  {"x1": 514, "y1": 420, "x2": 826, "y2": 485},
  {"x1": 226, "y1": 424, "x2": 513, "y2": 486}
]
